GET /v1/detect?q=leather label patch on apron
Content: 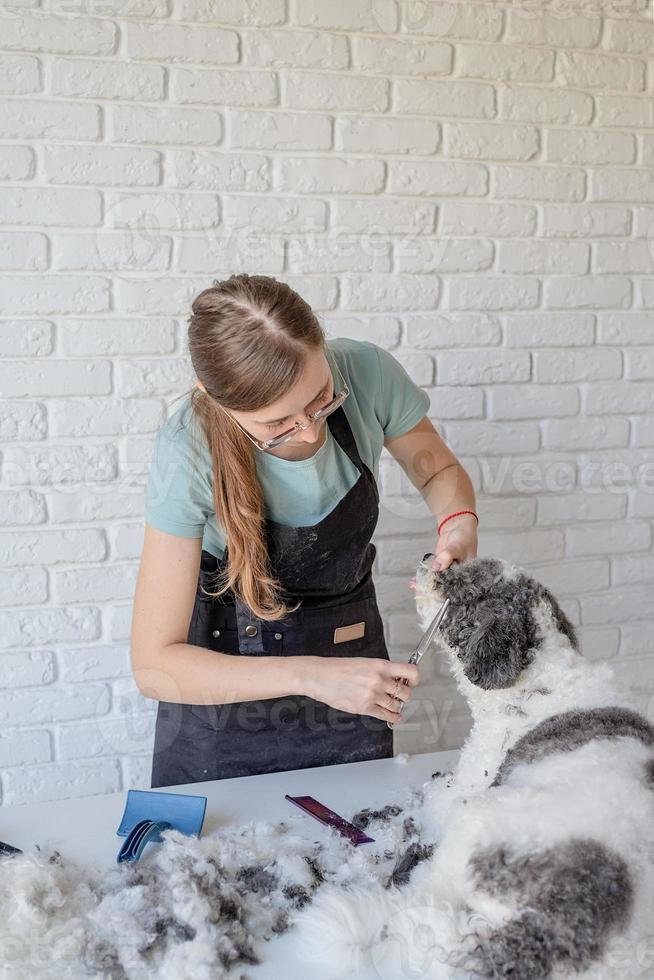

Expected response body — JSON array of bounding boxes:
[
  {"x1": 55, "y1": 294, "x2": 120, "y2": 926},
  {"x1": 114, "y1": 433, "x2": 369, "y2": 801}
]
[{"x1": 333, "y1": 621, "x2": 365, "y2": 644}]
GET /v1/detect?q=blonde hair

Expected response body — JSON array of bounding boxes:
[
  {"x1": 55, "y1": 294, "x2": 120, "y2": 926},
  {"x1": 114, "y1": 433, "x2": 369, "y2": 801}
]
[{"x1": 179, "y1": 273, "x2": 327, "y2": 621}]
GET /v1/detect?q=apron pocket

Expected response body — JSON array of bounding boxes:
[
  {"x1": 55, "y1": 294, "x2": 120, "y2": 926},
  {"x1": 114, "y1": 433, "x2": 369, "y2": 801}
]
[
  {"x1": 303, "y1": 596, "x2": 384, "y2": 659},
  {"x1": 195, "y1": 609, "x2": 285, "y2": 658},
  {"x1": 208, "y1": 627, "x2": 284, "y2": 657}
]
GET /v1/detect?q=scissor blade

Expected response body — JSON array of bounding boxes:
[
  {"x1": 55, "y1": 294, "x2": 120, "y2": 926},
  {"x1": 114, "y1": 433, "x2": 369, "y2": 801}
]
[
  {"x1": 416, "y1": 598, "x2": 450, "y2": 657},
  {"x1": 389, "y1": 597, "x2": 453, "y2": 727}
]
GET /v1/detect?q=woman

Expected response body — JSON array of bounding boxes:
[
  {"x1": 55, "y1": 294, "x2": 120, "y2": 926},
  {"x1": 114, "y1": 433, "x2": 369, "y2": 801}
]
[{"x1": 131, "y1": 274, "x2": 478, "y2": 787}]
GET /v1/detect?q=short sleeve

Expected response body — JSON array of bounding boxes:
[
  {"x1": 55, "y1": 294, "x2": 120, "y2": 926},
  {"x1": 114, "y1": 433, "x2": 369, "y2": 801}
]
[
  {"x1": 375, "y1": 345, "x2": 430, "y2": 439},
  {"x1": 143, "y1": 424, "x2": 210, "y2": 538}
]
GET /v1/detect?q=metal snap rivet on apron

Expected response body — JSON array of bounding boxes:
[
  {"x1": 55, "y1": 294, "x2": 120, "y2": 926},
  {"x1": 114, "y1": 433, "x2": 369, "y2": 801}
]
[
  {"x1": 245, "y1": 625, "x2": 258, "y2": 637},
  {"x1": 212, "y1": 629, "x2": 220, "y2": 638},
  {"x1": 274, "y1": 632, "x2": 282, "y2": 640}
]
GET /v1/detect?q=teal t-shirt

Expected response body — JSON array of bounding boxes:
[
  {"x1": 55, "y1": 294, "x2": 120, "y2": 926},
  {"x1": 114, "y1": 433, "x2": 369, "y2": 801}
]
[{"x1": 143, "y1": 337, "x2": 430, "y2": 558}]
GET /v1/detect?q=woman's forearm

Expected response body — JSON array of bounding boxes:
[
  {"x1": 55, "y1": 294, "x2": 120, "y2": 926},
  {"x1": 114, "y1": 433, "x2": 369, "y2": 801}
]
[
  {"x1": 134, "y1": 642, "x2": 316, "y2": 705},
  {"x1": 420, "y1": 461, "x2": 477, "y2": 525}
]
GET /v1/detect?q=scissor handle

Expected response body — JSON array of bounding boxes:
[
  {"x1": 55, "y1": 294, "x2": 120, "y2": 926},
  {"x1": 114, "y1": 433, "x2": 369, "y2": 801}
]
[{"x1": 387, "y1": 598, "x2": 451, "y2": 729}]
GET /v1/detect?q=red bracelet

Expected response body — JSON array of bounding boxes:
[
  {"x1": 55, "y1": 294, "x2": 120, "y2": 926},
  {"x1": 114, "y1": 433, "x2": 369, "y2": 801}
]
[{"x1": 438, "y1": 510, "x2": 479, "y2": 536}]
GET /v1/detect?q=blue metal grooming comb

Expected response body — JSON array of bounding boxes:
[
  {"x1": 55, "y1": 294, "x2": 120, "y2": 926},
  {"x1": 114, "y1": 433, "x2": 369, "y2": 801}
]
[{"x1": 116, "y1": 789, "x2": 207, "y2": 864}]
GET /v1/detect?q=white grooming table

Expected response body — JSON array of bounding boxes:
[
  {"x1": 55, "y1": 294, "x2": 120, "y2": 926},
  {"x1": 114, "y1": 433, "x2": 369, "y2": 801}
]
[{"x1": 0, "y1": 748, "x2": 460, "y2": 979}]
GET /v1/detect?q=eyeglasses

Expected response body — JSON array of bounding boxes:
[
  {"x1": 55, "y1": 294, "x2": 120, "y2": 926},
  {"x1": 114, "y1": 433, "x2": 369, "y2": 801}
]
[{"x1": 218, "y1": 356, "x2": 350, "y2": 452}]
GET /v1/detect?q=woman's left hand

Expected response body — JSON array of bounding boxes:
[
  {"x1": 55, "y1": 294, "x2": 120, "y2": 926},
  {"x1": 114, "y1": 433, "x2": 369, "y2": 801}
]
[
  {"x1": 429, "y1": 513, "x2": 478, "y2": 571},
  {"x1": 409, "y1": 514, "x2": 479, "y2": 592}
]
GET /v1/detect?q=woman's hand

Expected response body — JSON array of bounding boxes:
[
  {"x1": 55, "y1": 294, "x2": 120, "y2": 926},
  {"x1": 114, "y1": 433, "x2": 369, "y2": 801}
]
[
  {"x1": 430, "y1": 512, "x2": 478, "y2": 571},
  {"x1": 409, "y1": 513, "x2": 479, "y2": 592},
  {"x1": 302, "y1": 656, "x2": 420, "y2": 726}
]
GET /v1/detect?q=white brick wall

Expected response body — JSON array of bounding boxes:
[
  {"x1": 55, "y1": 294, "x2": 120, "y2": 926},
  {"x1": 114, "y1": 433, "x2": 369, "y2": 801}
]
[{"x1": 1, "y1": 0, "x2": 653, "y2": 805}]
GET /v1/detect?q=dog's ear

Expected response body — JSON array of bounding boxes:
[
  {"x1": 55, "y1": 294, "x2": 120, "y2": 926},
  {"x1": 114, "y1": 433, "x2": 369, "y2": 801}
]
[
  {"x1": 457, "y1": 607, "x2": 531, "y2": 690},
  {"x1": 544, "y1": 591, "x2": 580, "y2": 653}
]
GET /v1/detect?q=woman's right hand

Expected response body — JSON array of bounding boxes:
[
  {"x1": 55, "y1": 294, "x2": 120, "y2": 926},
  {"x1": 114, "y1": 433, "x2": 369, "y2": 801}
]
[{"x1": 301, "y1": 656, "x2": 420, "y2": 726}]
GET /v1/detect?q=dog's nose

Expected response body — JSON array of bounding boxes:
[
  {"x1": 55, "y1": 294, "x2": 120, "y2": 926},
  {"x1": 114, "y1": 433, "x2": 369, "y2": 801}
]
[{"x1": 423, "y1": 552, "x2": 433, "y2": 562}]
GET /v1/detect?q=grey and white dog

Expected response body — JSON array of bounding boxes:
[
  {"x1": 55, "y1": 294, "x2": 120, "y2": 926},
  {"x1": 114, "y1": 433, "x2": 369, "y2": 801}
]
[{"x1": 296, "y1": 555, "x2": 654, "y2": 979}]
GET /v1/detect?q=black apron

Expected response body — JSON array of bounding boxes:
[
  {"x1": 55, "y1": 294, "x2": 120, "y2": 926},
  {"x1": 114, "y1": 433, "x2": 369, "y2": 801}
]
[{"x1": 150, "y1": 402, "x2": 394, "y2": 787}]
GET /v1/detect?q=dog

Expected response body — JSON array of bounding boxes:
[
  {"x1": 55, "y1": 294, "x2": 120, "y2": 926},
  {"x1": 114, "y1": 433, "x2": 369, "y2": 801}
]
[{"x1": 294, "y1": 555, "x2": 654, "y2": 979}]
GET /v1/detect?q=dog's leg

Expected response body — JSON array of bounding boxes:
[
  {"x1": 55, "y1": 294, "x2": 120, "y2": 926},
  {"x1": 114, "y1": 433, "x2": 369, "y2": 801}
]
[{"x1": 463, "y1": 837, "x2": 635, "y2": 980}]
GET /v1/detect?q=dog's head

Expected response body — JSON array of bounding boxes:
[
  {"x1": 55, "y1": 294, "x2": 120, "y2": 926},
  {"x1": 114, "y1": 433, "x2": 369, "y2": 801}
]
[{"x1": 414, "y1": 555, "x2": 579, "y2": 691}]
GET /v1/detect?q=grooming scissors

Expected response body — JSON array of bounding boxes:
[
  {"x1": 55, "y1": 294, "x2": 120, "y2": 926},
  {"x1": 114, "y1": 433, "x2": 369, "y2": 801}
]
[{"x1": 387, "y1": 597, "x2": 451, "y2": 729}]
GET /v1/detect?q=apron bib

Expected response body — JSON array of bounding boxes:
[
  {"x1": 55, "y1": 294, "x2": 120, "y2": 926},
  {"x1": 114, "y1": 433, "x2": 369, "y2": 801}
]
[{"x1": 150, "y1": 403, "x2": 394, "y2": 787}]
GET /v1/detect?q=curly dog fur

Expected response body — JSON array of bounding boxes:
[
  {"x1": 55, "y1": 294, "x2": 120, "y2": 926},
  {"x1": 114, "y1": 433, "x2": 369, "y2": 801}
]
[{"x1": 295, "y1": 556, "x2": 654, "y2": 979}]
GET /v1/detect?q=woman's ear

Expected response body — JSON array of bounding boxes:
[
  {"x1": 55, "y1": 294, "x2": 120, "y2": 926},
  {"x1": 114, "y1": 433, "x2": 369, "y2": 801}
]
[{"x1": 457, "y1": 608, "x2": 531, "y2": 690}]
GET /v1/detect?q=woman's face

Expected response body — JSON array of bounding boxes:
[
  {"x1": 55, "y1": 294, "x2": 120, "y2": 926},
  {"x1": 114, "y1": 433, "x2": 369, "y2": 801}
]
[{"x1": 197, "y1": 348, "x2": 334, "y2": 447}]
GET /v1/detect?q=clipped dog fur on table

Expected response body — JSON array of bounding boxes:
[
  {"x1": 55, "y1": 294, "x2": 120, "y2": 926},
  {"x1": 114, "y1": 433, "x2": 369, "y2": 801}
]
[
  {"x1": 0, "y1": 764, "x2": 453, "y2": 980},
  {"x1": 296, "y1": 556, "x2": 654, "y2": 980}
]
